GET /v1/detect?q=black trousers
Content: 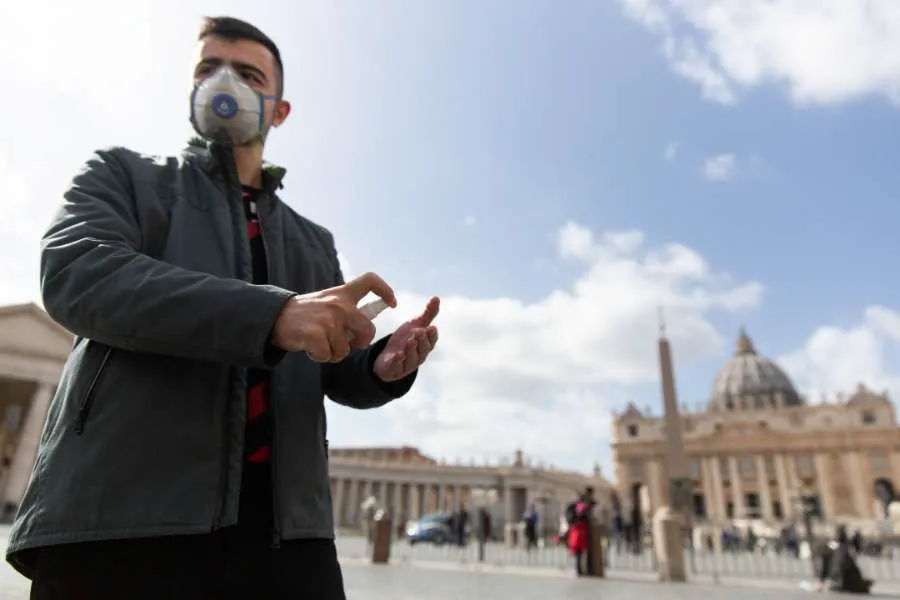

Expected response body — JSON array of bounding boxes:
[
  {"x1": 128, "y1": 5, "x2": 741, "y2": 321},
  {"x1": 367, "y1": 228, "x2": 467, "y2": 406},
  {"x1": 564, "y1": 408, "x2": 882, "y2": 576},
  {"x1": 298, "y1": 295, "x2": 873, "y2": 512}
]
[{"x1": 29, "y1": 465, "x2": 346, "y2": 600}]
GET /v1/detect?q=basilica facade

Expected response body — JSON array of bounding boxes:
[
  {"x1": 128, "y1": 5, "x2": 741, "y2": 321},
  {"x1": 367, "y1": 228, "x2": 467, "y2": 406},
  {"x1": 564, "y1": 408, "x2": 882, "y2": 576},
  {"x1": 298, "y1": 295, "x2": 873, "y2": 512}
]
[{"x1": 612, "y1": 329, "x2": 900, "y2": 533}]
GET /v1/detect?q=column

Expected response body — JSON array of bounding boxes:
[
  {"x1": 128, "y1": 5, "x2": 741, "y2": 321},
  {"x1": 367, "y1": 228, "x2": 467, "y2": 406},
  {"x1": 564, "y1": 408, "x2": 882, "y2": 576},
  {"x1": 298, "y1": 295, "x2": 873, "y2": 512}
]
[
  {"x1": 452, "y1": 485, "x2": 460, "y2": 511},
  {"x1": 438, "y1": 482, "x2": 446, "y2": 511},
  {"x1": 378, "y1": 480, "x2": 388, "y2": 508},
  {"x1": 409, "y1": 483, "x2": 420, "y2": 520},
  {"x1": 891, "y1": 451, "x2": 900, "y2": 487},
  {"x1": 708, "y1": 457, "x2": 726, "y2": 522},
  {"x1": 756, "y1": 455, "x2": 773, "y2": 521},
  {"x1": 844, "y1": 452, "x2": 868, "y2": 518},
  {"x1": 774, "y1": 454, "x2": 793, "y2": 520},
  {"x1": 346, "y1": 479, "x2": 359, "y2": 528},
  {"x1": 362, "y1": 480, "x2": 372, "y2": 503},
  {"x1": 503, "y1": 484, "x2": 513, "y2": 526},
  {"x1": 333, "y1": 477, "x2": 345, "y2": 528},
  {"x1": 699, "y1": 457, "x2": 715, "y2": 521},
  {"x1": 646, "y1": 459, "x2": 663, "y2": 511},
  {"x1": 3, "y1": 383, "x2": 54, "y2": 508},
  {"x1": 813, "y1": 453, "x2": 835, "y2": 521},
  {"x1": 0, "y1": 429, "x2": 8, "y2": 498},
  {"x1": 392, "y1": 481, "x2": 403, "y2": 522},
  {"x1": 427, "y1": 484, "x2": 436, "y2": 512},
  {"x1": 785, "y1": 453, "x2": 801, "y2": 504},
  {"x1": 728, "y1": 456, "x2": 745, "y2": 518}
]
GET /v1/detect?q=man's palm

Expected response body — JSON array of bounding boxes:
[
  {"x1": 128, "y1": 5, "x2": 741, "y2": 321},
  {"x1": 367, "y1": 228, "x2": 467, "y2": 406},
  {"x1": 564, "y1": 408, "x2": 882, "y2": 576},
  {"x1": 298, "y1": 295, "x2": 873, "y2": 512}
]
[{"x1": 373, "y1": 297, "x2": 440, "y2": 382}]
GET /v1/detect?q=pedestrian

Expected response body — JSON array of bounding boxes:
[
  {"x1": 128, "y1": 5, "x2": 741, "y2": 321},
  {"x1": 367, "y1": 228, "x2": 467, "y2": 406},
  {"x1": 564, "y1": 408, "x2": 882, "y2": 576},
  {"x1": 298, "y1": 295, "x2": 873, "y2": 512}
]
[
  {"x1": 567, "y1": 493, "x2": 593, "y2": 576},
  {"x1": 523, "y1": 504, "x2": 538, "y2": 550},
  {"x1": 7, "y1": 15, "x2": 440, "y2": 600}
]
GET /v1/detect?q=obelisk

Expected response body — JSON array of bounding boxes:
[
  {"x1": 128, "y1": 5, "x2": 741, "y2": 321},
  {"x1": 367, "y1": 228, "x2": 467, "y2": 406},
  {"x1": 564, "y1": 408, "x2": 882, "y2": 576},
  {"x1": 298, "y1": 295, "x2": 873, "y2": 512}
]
[{"x1": 657, "y1": 309, "x2": 690, "y2": 515}]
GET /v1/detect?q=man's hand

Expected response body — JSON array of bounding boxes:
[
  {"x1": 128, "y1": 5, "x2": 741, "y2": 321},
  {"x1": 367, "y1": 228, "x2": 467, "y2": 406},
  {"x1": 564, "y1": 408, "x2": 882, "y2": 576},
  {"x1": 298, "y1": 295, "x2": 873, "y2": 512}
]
[
  {"x1": 373, "y1": 297, "x2": 440, "y2": 382},
  {"x1": 271, "y1": 272, "x2": 396, "y2": 363}
]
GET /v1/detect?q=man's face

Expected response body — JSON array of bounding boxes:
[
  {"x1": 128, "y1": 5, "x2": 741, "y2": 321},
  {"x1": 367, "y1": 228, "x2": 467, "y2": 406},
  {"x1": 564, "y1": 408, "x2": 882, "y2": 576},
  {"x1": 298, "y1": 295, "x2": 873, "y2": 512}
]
[{"x1": 192, "y1": 35, "x2": 291, "y2": 139}]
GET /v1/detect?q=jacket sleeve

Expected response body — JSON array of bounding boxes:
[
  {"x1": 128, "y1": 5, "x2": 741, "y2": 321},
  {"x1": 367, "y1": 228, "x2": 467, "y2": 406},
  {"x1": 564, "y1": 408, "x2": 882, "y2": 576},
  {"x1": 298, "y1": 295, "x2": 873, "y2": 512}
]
[
  {"x1": 321, "y1": 254, "x2": 416, "y2": 409},
  {"x1": 40, "y1": 148, "x2": 295, "y2": 368}
]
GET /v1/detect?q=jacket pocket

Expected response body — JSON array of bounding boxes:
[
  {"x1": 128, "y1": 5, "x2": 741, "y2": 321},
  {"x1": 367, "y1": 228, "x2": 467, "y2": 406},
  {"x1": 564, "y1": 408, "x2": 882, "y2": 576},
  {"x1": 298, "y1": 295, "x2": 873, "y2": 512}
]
[{"x1": 72, "y1": 344, "x2": 113, "y2": 435}]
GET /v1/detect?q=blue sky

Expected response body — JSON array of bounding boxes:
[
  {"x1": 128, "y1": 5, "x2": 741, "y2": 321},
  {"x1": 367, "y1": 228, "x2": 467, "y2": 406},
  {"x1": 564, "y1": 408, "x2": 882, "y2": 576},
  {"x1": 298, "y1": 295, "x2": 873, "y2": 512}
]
[{"x1": 2, "y1": 0, "x2": 899, "y2": 474}]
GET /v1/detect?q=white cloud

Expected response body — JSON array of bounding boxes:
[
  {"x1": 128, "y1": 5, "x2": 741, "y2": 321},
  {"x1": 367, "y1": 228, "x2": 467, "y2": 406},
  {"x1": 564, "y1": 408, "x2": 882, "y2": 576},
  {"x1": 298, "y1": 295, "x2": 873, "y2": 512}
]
[
  {"x1": 0, "y1": 153, "x2": 56, "y2": 307},
  {"x1": 779, "y1": 306, "x2": 900, "y2": 403},
  {"x1": 702, "y1": 153, "x2": 737, "y2": 182},
  {"x1": 463, "y1": 215, "x2": 477, "y2": 227},
  {"x1": 620, "y1": 0, "x2": 900, "y2": 107},
  {"x1": 664, "y1": 141, "x2": 680, "y2": 161},
  {"x1": 333, "y1": 221, "x2": 764, "y2": 470}
]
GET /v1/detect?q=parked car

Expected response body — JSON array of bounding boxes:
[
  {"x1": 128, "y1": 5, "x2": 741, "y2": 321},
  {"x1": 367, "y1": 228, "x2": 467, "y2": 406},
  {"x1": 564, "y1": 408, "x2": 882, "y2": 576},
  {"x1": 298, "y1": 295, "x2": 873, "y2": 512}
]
[{"x1": 406, "y1": 513, "x2": 453, "y2": 545}]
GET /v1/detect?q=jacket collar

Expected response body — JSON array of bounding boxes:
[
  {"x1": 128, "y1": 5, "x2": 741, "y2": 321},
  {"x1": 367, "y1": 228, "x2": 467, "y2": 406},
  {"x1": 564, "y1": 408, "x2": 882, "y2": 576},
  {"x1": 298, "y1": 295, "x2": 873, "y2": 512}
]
[{"x1": 181, "y1": 137, "x2": 287, "y2": 195}]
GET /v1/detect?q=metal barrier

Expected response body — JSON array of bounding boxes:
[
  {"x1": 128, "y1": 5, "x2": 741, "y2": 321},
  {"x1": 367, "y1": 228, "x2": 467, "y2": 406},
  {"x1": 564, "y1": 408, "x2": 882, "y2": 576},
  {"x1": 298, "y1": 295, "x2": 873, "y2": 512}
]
[
  {"x1": 688, "y1": 547, "x2": 900, "y2": 583},
  {"x1": 336, "y1": 534, "x2": 657, "y2": 574},
  {"x1": 338, "y1": 532, "x2": 900, "y2": 587}
]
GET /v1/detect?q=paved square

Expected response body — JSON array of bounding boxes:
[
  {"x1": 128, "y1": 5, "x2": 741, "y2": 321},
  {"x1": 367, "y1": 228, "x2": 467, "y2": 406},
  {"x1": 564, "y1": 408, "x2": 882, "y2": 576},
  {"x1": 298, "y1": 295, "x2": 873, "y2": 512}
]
[
  {"x1": 0, "y1": 528, "x2": 892, "y2": 599},
  {"x1": 341, "y1": 564, "x2": 819, "y2": 600},
  {"x1": 0, "y1": 549, "x2": 822, "y2": 600}
]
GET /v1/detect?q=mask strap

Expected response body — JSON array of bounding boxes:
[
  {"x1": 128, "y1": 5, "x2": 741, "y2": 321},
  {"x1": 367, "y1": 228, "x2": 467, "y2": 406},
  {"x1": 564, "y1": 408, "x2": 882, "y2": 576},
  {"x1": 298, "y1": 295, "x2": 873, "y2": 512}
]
[{"x1": 257, "y1": 94, "x2": 279, "y2": 134}]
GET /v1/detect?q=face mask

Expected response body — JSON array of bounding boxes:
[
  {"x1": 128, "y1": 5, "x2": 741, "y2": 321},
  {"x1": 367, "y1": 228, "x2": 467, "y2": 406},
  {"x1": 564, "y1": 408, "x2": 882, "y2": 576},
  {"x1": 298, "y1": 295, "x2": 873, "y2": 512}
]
[{"x1": 189, "y1": 65, "x2": 277, "y2": 145}]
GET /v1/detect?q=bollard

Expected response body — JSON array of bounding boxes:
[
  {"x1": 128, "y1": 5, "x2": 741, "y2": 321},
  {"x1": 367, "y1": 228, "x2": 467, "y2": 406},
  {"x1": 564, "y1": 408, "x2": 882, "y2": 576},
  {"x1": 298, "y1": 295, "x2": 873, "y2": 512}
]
[
  {"x1": 504, "y1": 523, "x2": 519, "y2": 548},
  {"x1": 586, "y1": 522, "x2": 606, "y2": 577},
  {"x1": 371, "y1": 512, "x2": 392, "y2": 565},
  {"x1": 652, "y1": 506, "x2": 686, "y2": 582},
  {"x1": 477, "y1": 524, "x2": 486, "y2": 562}
]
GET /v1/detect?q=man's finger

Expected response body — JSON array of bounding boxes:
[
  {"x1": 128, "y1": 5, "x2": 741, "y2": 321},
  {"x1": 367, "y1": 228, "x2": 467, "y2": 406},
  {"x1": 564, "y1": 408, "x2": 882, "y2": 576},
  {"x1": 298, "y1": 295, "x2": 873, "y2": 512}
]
[
  {"x1": 326, "y1": 328, "x2": 351, "y2": 363},
  {"x1": 304, "y1": 336, "x2": 332, "y2": 363},
  {"x1": 413, "y1": 297, "x2": 440, "y2": 327},
  {"x1": 401, "y1": 346, "x2": 420, "y2": 376},
  {"x1": 340, "y1": 272, "x2": 397, "y2": 306},
  {"x1": 415, "y1": 330, "x2": 432, "y2": 355},
  {"x1": 345, "y1": 310, "x2": 377, "y2": 349}
]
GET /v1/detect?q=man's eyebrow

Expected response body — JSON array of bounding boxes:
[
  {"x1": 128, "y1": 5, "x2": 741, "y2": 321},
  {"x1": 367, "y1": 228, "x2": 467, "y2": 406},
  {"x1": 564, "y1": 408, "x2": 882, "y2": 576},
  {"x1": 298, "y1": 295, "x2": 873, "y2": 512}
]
[{"x1": 196, "y1": 57, "x2": 268, "y2": 81}]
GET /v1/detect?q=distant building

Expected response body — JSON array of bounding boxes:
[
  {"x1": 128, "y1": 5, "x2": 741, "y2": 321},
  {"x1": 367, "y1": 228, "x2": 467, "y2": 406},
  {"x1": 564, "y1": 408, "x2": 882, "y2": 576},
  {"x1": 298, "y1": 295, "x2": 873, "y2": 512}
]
[
  {"x1": 327, "y1": 446, "x2": 612, "y2": 531},
  {"x1": 613, "y1": 328, "x2": 900, "y2": 532}
]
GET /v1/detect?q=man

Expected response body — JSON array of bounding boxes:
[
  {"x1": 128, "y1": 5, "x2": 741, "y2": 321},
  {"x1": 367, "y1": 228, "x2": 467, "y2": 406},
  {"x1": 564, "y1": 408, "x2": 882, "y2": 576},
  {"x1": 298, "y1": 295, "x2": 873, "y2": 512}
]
[{"x1": 7, "y1": 16, "x2": 439, "y2": 600}]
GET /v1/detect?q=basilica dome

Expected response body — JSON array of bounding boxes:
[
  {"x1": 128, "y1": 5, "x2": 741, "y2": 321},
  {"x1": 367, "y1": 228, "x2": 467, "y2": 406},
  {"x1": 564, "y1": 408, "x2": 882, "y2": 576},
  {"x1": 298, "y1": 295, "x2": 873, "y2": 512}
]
[{"x1": 708, "y1": 329, "x2": 802, "y2": 412}]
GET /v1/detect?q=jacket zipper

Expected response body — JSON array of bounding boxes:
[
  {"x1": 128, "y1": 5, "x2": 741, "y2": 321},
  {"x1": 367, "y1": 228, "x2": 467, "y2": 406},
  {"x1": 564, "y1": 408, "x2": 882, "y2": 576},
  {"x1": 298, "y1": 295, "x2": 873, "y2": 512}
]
[
  {"x1": 72, "y1": 346, "x2": 112, "y2": 435},
  {"x1": 258, "y1": 204, "x2": 283, "y2": 549},
  {"x1": 212, "y1": 149, "x2": 245, "y2": 530}
]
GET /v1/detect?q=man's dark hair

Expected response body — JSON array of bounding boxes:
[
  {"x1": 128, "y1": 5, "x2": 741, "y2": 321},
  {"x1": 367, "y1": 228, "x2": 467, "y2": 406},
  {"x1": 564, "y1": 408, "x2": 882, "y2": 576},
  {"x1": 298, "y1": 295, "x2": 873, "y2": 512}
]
[{"x1": 198, "y1": 16, "x2": 284, "y2": 96}]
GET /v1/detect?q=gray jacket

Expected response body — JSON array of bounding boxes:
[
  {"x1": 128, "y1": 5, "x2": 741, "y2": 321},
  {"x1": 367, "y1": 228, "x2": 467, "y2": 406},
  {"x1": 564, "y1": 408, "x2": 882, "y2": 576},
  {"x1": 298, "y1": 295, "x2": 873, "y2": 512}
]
[{"x1": 6, "y1": 140, "x2": 414, "y2": 577}]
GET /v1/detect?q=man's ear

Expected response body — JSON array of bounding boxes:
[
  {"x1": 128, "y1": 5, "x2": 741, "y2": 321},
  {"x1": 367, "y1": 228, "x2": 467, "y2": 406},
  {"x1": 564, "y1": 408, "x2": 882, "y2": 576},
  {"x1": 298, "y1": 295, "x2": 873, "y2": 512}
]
[{"x1": 273, "y1": 99, "x2": 292, "y2": 127}]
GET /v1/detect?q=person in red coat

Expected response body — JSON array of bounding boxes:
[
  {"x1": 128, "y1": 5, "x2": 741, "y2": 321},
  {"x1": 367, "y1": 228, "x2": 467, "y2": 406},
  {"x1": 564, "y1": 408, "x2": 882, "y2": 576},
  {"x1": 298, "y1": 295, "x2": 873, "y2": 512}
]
[{"x1": 567, "y1": 493, "x2": 594, "y2": 576}]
